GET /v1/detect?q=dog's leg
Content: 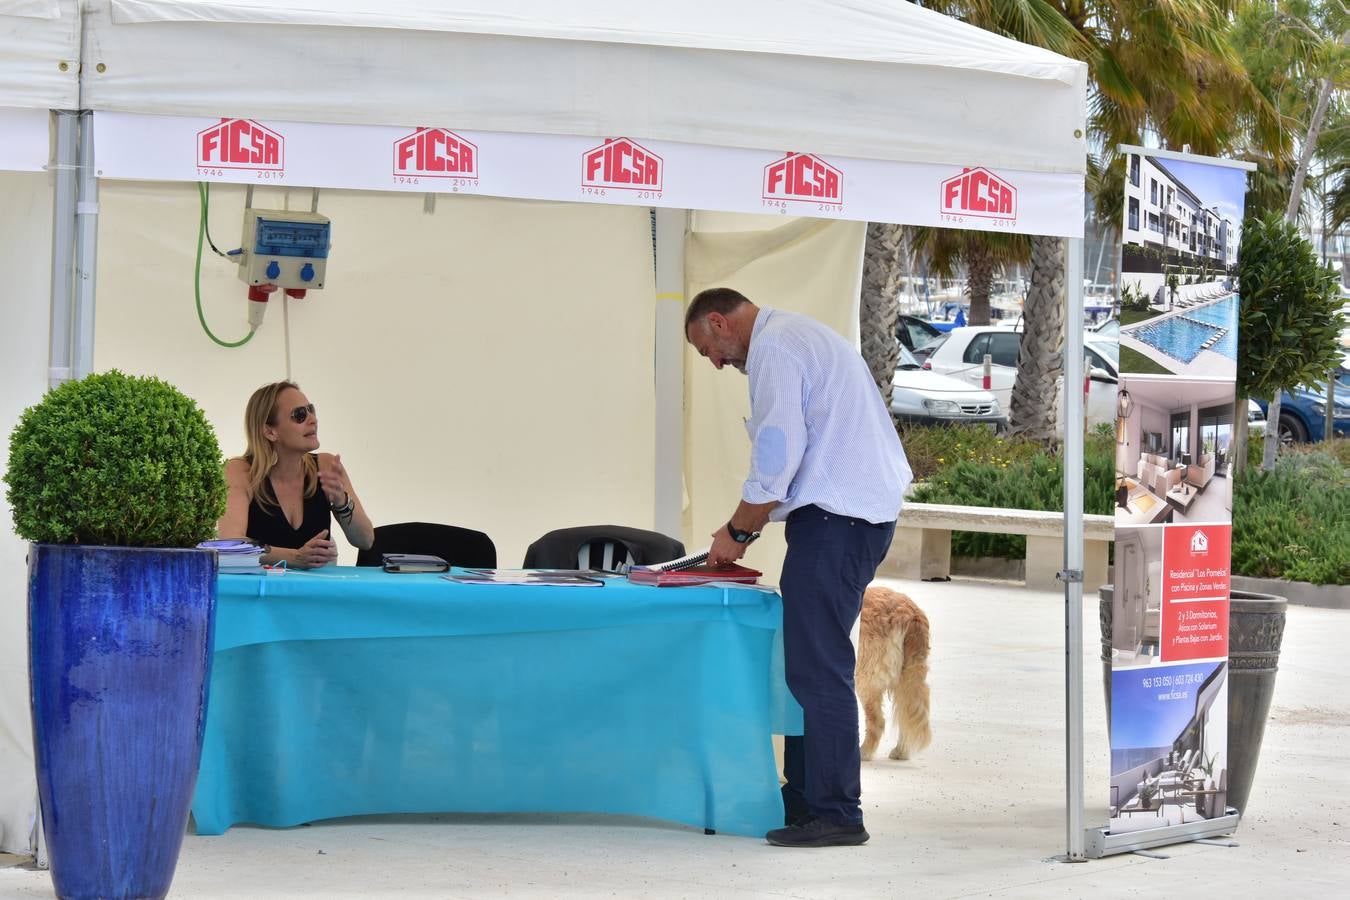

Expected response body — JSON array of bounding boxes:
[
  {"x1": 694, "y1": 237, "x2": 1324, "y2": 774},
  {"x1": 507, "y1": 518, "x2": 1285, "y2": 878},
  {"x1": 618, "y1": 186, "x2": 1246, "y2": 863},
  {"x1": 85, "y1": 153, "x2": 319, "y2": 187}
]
[
  {"x1": 891, "y1": 659, "x2": 932, "y2": 760},
  {"x1": 859, "y1": 680, "x2": 885, "y2": 761},
  {"x1": 888, "y1": 686, "x2": 909, "y2": 760}
]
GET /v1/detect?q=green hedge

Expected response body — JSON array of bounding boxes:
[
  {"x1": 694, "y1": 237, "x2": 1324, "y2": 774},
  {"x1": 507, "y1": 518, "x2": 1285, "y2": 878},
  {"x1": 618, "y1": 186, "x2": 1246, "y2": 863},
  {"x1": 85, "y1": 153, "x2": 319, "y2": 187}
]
[
  {"x1": 903, "y1": 424, "x2": 1115, "y2": 559},
  {"x1": 1232, "y1": 445, "x2": 1349, "y2": 585}
]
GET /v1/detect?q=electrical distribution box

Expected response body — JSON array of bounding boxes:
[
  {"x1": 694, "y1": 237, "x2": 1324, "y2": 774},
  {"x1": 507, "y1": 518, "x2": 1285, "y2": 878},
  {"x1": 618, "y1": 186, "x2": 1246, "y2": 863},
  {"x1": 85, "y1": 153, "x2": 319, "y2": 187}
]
[{"x1": 238, "y1": 209, "x2": 331, "y2": 290}]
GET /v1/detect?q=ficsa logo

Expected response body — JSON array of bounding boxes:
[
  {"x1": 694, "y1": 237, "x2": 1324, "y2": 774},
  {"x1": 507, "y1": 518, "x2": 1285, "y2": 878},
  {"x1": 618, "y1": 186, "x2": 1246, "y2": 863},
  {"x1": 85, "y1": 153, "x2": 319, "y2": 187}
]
[
  {"x1": 763, "y1": 153, "x2": 842, "y2": 205},
  {"x1": 940, "y1": 167, "x2": 1016, "y2": 221},
  {"x1": 1189, "y1": 530, "x2": 1210, "y2": 555},
  {"x1": 197, "y1": 119, "x2": 284, "y2": 171},
  {"x1": 393, "y1": 127, "x2": 478, "y2": 179},
  {"x1": 582, "y1": 138, "x2": 662, "y2": 191}
]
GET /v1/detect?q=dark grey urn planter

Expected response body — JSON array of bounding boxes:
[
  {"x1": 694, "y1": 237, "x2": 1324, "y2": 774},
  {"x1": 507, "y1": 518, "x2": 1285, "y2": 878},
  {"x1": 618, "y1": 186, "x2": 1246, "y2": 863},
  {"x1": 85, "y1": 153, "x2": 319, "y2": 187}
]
[
  {"x1": 1224, "y1": 592, "x2": 1287, "y2": 814},
  {"x1": 1097, "y1": 586, "x2": 1286, "y2": 817}
]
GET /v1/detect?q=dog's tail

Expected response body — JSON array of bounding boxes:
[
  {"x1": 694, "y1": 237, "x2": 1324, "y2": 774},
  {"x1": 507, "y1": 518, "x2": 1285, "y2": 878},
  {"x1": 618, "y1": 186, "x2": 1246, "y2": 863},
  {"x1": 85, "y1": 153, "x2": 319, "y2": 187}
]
[{"x1": 894, "y1": 615, "x2": 932, "y2": 755}]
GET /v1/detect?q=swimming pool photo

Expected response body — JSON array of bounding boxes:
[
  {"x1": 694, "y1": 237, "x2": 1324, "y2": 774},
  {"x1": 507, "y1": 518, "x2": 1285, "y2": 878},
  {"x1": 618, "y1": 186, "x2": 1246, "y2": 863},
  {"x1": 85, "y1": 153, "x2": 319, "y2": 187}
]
[{"x1": 1127, "y1": 294, "x2": 1239, "y2": 365}]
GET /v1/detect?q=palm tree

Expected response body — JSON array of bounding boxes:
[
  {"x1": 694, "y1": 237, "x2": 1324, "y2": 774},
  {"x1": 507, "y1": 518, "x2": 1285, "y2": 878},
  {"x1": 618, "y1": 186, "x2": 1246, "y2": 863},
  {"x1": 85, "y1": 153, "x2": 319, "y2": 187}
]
[
  {"x1": 912, "y1": 226, "x2": 1031, "y2": 327},
  {"x1": 861, "y1": 222, "x2": 907, "y2": 401},
  {"x1": 1008, "y1": 235, "x2": 1068, "y2": 442}
]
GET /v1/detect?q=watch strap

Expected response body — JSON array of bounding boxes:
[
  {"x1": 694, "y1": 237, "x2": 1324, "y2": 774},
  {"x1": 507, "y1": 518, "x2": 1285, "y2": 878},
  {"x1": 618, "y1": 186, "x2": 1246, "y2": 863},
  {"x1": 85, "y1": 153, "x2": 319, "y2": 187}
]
[{"x1": 727, "y1": 521, "x2": 760, "y2": 543}]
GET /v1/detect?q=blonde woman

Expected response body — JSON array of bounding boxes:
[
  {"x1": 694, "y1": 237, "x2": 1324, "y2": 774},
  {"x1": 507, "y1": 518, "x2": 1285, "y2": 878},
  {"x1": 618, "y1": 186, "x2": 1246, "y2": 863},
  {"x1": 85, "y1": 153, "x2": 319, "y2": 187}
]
[{"x1": 218, "y1": 381, "x2": 374, "y2": 568}]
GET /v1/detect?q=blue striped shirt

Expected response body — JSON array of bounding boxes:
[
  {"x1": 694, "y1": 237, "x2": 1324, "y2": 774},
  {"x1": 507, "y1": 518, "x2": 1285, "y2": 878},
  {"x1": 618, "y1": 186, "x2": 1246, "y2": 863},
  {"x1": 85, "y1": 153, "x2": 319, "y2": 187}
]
[{"x1": 742, "y1": 308, "x2": 912, "y2": 523}]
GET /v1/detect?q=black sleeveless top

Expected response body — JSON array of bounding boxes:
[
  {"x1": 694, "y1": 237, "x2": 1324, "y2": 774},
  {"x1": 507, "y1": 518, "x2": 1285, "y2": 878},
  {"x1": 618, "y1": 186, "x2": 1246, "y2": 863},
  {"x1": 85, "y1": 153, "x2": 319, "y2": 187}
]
[{"x1": 246, "y1": 457, "x2": 332, "y2": 550}]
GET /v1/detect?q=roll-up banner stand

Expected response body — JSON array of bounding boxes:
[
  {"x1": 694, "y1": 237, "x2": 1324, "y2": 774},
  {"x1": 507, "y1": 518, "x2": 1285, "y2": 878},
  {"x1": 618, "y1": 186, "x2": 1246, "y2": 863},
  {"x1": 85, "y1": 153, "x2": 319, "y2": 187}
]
[{"x1": 1090, "y1": 146, "x2": 1256, "y2": 857}]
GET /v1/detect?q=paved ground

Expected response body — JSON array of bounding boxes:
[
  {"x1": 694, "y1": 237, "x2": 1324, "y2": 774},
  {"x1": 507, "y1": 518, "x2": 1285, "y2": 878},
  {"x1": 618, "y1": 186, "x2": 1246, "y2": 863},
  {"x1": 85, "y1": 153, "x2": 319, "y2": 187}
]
[{"x1": 2, "y1": 576, "x2": 1346, "y2": 899}]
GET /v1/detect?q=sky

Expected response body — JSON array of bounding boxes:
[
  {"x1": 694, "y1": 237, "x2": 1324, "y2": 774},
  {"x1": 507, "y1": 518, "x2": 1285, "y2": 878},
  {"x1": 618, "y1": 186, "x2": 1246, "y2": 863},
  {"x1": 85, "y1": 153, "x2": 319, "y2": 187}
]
[{"x1": 1151, "y1": 155, "x2": 1250, "y2": 240}]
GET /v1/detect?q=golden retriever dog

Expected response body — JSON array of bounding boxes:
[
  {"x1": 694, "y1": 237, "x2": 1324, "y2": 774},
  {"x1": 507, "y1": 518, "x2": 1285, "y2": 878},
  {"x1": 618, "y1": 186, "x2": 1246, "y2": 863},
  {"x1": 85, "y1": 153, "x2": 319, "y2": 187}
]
[{"x1": 857, "y1": 586, "x2": 932, "y2": 760}]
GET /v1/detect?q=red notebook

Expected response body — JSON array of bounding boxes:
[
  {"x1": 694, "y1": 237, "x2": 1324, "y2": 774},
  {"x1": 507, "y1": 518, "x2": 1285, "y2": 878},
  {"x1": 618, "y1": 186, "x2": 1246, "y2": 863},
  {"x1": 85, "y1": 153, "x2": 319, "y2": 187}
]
[{"x1": 626, "y1": 550, "x2": 762, "y2": 587}]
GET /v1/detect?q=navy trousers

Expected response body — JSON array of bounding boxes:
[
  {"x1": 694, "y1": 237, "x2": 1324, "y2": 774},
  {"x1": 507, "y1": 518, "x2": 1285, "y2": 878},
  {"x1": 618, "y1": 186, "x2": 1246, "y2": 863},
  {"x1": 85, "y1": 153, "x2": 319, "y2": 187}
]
[{"x1": 780, "y1": 504, "x2": 895, "y2": 827}]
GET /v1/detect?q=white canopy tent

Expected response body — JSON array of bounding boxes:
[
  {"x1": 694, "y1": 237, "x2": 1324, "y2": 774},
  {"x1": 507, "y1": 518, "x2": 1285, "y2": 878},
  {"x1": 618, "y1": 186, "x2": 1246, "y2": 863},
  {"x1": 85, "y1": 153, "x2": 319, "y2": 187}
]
[{"x1": 2, "y1": 0, "x2": 1097, "y2": 861}]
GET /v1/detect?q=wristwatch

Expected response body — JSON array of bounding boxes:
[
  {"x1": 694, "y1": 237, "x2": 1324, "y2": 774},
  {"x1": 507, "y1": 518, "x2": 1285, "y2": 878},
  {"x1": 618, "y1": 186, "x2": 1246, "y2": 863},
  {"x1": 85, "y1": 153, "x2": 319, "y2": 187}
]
[{"x1": 726, "y1": 521, "x2": 761, "y2": 544}]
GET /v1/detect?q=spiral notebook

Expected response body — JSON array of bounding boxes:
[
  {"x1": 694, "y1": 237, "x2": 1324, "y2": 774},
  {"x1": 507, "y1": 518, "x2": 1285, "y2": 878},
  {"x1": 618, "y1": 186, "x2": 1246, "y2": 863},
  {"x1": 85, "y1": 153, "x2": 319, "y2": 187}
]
[{"x1": 625, "y1": 549, "x2": 761, "y2": 586}]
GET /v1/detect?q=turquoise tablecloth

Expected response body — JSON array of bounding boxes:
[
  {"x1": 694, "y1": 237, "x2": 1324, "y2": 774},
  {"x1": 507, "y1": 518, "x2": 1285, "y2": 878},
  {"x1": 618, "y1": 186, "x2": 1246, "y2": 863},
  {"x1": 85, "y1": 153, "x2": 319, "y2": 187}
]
[{"x1": 192, "y1": 567, "x2": 802, "y2": 837}]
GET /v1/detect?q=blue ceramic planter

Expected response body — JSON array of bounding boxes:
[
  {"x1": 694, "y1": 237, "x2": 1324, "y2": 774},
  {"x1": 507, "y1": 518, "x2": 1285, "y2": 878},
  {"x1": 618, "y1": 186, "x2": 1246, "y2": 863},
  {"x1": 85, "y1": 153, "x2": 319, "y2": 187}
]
[{"x1": 28, "y1": 545, "x2": 217, "y2": 900}]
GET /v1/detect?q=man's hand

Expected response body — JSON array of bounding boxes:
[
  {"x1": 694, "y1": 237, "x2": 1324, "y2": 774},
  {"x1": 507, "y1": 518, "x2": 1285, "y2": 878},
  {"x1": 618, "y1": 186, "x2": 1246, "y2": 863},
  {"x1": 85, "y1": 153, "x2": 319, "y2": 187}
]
[
  {"x1": 708, "y1": 525, "x2": 748, "y2": 567},
  {"x1": 293, "y1": 529, "x2": 338, "y2": 569}
]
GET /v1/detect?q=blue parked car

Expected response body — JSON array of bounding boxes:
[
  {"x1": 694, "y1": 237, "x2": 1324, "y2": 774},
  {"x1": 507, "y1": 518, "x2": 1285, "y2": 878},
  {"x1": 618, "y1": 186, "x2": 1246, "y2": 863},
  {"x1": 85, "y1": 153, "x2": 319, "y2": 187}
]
[{"x1": 1254, "y1": 362, "x2": 1350, "y2": 444}]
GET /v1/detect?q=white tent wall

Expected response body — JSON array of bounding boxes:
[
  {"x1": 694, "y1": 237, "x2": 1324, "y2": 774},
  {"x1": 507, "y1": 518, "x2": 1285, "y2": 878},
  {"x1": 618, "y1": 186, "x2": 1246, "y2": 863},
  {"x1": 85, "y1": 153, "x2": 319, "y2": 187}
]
[
  {"x1": 91, "y1": 182, "x2": 658, "y2": 566},
  {"x1": 683, "y1": 212, "x2": 867, "y2": 583},
  {"x1": 0, "y1": 170, "x2": 54, "y2": 854}
]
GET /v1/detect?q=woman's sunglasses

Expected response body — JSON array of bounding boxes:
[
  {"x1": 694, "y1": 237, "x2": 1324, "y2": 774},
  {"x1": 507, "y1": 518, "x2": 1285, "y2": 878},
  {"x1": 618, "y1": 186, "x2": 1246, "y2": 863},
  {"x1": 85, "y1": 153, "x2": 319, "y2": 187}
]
[{"x1": 287, "y1": 403, "x2": 316, "y2": 425}]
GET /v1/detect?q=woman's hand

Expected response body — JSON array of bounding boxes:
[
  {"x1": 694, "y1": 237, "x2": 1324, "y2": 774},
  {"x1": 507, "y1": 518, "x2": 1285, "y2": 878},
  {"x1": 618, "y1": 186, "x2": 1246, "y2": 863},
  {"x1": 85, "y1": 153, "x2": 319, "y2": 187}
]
[
  {"x1": 292, "y1": 530, "x2": 338, "y2": 569},
  {"x1": 319, "y1": 454, "x2": 349, "y2": 508}
]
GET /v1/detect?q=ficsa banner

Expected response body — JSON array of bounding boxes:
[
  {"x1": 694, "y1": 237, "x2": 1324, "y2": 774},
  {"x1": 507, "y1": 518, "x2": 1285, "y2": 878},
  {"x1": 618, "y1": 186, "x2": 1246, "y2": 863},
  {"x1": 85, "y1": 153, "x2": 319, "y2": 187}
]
[{"x1": 91, "y1": 111, "x2": 1085, "y2": 238}]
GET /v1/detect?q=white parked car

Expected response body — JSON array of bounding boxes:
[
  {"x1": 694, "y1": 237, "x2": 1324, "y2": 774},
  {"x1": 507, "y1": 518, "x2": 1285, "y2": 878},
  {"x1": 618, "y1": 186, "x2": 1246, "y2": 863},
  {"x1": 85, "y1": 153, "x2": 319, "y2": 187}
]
[
  {"x1": 1092, "y1": 317, "x2": 1120, "y2": 339},
  {"x1": 890, "y1": 345, "x2": 1004, "y2": 426},
  {"x1": 919, "y1": 326, "x2": 1119, "y2": 427},
  {"x1": 1247, "y1": 399, "x2": 1266, "y2": 436}
]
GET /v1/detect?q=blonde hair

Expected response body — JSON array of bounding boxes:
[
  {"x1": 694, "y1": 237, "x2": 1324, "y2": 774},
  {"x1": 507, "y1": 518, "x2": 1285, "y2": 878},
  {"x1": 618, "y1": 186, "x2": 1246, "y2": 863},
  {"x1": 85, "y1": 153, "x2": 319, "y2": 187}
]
[{"x1": 242, "y1": 381, "x2": 318, "y2": 512}]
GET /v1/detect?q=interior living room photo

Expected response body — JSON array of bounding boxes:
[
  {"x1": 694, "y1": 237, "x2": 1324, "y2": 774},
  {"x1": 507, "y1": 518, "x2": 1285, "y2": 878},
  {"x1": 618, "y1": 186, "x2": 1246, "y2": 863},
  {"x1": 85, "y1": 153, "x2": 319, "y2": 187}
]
[{"x1": 1114, "y1": 375, "x2": 1235, "y2": 527}]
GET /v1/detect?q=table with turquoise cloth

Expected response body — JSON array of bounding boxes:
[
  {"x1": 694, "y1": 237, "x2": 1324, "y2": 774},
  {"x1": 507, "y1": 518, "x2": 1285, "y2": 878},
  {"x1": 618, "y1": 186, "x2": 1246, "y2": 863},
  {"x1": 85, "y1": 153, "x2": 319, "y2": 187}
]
[{"x1": 192, "y1": 567, "x2": 803, "y2": 837}]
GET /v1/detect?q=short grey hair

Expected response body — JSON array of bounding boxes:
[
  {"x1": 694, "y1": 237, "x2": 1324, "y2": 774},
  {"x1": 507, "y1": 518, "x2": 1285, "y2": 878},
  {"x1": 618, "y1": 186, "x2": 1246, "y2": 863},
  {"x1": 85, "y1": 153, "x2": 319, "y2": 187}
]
[{"x1": 685, "y1": 287, "x2": 750, "y2": 331}]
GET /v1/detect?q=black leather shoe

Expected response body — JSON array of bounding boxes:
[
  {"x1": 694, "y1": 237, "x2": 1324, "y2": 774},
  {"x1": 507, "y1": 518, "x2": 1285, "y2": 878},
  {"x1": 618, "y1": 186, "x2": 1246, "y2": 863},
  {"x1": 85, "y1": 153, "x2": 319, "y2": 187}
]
[{"x1": 765, "y1": 818, "x2": 869, "y2": 847}]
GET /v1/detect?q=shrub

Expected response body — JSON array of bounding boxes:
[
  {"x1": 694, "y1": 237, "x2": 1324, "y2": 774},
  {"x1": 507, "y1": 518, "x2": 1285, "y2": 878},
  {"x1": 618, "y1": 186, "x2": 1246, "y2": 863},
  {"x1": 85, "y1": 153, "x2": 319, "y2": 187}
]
[
  {"x1": 5, "y1": 371, "x2": 226, "y2": 547},
  {"x1": 1232, "y1": 446, "x2": 1349, "y2": 585},
  {"x1": 897, "y1": 423, "x2": 1043, "y2": 482},
  {"x1": 904, "y1": 424, "x2": 1116, "y2": 558}
]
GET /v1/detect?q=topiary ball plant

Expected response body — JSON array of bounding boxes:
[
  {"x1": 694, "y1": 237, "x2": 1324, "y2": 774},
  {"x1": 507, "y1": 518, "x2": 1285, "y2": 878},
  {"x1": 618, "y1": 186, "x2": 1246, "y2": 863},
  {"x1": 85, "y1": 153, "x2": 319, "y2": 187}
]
[{"x1": 5, "y1": 370, "x2": 226, "y2": 547}]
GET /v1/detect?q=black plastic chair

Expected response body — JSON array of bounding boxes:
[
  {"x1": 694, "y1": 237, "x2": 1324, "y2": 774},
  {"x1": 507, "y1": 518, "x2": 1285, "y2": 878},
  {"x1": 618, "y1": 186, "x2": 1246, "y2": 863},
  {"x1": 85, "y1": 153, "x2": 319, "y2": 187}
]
[
  {"x1": 355, "y1": 522, "x2": 496, "y2": 568},
  {"x1": 523, "y1": 525, "x2": 685, "y2": 572}
]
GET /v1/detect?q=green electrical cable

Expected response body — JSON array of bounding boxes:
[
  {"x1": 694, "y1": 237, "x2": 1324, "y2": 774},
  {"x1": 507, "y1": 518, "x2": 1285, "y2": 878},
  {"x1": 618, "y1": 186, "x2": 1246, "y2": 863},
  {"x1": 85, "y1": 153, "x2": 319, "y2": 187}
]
[
  {"x1": 195, "y1": 181, "x2": 254, "y2": 348},
  {"x1": 202, "y1": 183, "x2": 231, "y2": 258}
]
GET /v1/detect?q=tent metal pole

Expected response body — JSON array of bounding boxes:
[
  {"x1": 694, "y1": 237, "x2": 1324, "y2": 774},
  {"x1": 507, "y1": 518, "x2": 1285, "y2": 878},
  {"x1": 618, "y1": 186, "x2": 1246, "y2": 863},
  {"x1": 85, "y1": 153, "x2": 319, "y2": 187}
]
[
  {"x1": 652, "y1": 207, "x2": 687, "y2": 541},
  {"x1": 48, "y1": 111, "x2": 79, "y2": 389},
  {"x1": 1063, "y1": 236, "x2": 1087, "y2": 861},
  {"x1": 72, "y1": 111, "x2": 98, "y2": 379}
]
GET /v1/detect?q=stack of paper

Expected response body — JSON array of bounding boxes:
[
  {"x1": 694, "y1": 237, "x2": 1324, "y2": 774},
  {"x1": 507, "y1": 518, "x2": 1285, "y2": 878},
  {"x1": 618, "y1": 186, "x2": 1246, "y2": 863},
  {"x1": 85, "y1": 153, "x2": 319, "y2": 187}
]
[{"x1": 198, "y1": 539, "x2": 265, "y2": 573}]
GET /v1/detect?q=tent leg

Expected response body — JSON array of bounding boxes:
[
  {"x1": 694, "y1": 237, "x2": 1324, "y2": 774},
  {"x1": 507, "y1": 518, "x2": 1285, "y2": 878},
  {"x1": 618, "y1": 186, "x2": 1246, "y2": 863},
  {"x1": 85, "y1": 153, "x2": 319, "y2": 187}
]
[
  {"x1": 73, "y1": 111, "x2": 99, "y2": 380},
  {"x1": 1063, "y1": 236, "x2": 1087, "y2": 861},
  {"x1": 48, "y1": 110, "x2": 78, "y2": 389},
  {"x1": 652, "y1": 208, "x2": 688, "y2": 541}
]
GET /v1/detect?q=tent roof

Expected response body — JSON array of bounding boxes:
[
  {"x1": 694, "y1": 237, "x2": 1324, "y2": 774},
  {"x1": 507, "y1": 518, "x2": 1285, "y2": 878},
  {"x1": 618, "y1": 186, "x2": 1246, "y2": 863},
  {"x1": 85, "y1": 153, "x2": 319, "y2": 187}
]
[
  {"x1": 82, "y1": 0, "x2": 1087, "y2": 174},
  {"x1": 0, "y1": 0, "x2": 81, "y2": 109}
]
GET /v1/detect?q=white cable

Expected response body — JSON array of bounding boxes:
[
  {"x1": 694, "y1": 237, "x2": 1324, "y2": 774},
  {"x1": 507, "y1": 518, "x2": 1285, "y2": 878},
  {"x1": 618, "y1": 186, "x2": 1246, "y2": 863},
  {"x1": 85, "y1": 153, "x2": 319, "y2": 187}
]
[{"x1": 283, "y1": 292, "x2": 293, "y2": 382}]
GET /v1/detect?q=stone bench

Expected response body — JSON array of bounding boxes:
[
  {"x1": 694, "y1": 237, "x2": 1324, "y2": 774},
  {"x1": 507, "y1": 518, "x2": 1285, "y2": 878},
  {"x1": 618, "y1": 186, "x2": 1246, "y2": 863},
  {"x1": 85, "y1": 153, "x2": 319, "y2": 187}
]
[{"x1": 880, "y1": 502, "x2": 1113, "y2": 591}]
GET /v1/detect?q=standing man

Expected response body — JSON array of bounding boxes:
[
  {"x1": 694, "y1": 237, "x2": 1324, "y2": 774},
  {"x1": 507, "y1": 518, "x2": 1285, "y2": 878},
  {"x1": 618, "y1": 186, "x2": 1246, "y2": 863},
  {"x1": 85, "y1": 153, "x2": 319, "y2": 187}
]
[{"x1": 685, "y1": 287, "x2": 912, "y2": 848}]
